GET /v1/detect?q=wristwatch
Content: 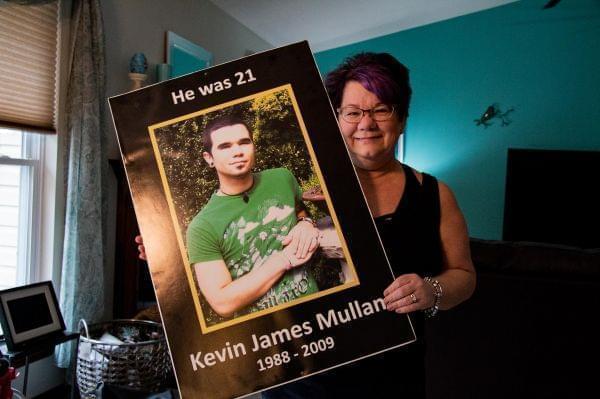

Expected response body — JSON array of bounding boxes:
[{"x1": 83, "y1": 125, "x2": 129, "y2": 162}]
[{"x1": 297, "y1": 216, "x2": 317, "y2": 227}]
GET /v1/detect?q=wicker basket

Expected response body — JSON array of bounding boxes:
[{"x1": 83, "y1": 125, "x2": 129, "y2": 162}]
[{"x1": 76, "y1": 319, "x2": 171, "y2": 397}]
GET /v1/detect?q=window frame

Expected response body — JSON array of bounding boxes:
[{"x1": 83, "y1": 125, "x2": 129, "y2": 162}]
[{"x1": 0, "y1": 128, "x2": 45, "y2": 288}]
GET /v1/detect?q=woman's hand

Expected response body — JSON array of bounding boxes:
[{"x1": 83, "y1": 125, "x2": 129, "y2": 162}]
[
  {"x1": 383, "y1": 273, "x2": 436, "y2": 313},
  {"x1": 281, "y1": 220, "x2": 321, "y2": 260},
  {"x1": 135, "y1": 235, "x2": 147, "y2": 261}
]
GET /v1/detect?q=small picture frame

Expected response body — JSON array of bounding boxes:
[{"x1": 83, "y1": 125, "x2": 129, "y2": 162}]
[
  {"x1": 0, "y1": 281, "x2": 65, "y2": 351},
  {"x1": 166, "y1": 31, "x2": 213, "y2": 78}
]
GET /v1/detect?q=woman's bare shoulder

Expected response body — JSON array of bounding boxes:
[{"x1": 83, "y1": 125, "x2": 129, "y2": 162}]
[{"x1": 436, "y1": 180, "x2": 460, "y2": 211}]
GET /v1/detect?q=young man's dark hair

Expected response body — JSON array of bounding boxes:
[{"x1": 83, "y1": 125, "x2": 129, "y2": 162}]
[{"x1": 202, "y1": 114, "x2": 253, "y2": 153}]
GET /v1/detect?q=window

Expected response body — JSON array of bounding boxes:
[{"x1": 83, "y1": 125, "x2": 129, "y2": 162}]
[
  {"x1": 0, "y1": 5, "x2": 63, "y2": 389},
  {"x1": 0, "y1": 127, "x2": 44, "y2": 290},
  {"x1": 0, "y1": 0, "x2": 60, "y2": 291}
]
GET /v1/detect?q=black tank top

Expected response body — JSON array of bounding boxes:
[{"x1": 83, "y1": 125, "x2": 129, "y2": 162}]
[
  {"x1": 263, "y1": 163, "x2": 444, "y2": 398},
  {"x1": 374, "y1": 163, "x2": 444, "y2": 337}
]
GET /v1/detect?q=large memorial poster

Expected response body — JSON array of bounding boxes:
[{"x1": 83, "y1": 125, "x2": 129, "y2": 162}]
[{"x1": 109, "y1": 41, "x2": 415, "y2": 399}]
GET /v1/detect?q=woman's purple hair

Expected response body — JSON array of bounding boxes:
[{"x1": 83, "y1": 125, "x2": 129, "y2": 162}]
[{"x1": 324, "y1": 52, "x2": 412, "y2": 119}]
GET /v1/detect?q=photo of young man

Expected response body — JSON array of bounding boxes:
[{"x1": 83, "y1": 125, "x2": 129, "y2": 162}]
[{"x1": 187, "y1": 114, "x2": 322, "y2": 321}]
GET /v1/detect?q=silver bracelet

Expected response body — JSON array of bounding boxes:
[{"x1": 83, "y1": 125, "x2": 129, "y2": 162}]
[
  {"x1": 297, "y1": 216, "x2": 317, "y2": 227},
  {"x1": 424, "y1": 276, "x2": 443, "y2": 318}
]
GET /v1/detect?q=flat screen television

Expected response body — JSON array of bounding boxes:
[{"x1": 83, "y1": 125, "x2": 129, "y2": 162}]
[{"x1": 503, "y1": 148, "x2": 600, "y2": 248}]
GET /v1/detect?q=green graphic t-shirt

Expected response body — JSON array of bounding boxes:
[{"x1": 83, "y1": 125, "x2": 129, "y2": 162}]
[{"x1": 186, "y1": 168, "x2": 318, "y2": 316}]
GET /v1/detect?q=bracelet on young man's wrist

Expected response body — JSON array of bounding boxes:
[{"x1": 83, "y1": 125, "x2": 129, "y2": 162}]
[
  {"x1": 423, "y1": 276, "x2": 443, "y2": 318},
  {"x1": 297, "y1": 216, "x2": 317, "y2": 227}
]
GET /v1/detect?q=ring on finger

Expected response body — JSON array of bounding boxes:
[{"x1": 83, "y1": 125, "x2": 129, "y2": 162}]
[{"x1": 410, "y1": 293, "x2": 417, "y2": 303}]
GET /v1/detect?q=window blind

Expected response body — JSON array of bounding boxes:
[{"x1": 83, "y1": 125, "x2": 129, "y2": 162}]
[{"x1": 0, "y1": 1, "x2": 59, "y2": 132}]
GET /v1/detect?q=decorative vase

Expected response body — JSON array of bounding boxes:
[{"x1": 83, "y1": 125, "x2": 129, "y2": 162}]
[{"x1": 128, "y1": 53, "x2": 148, "y2": 90}]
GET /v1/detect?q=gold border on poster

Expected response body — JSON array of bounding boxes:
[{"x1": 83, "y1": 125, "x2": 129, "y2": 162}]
[{"x1": 148, "y1": 84, "x2": 359, "y2": 334}]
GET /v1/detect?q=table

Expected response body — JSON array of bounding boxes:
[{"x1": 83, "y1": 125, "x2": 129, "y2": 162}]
[{"x1": 1, "y1": 332, "x2": 79, "y2": 397}]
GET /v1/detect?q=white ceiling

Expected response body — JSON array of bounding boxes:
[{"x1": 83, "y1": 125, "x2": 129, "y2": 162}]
[{"x1": 210, "y1": 0, "x2": 518, "y2": 52}]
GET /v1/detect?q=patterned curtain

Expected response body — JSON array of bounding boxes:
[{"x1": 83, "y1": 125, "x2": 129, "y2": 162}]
[{"x1": 56, "y1": 0, "x2": 107, "y2": 368}]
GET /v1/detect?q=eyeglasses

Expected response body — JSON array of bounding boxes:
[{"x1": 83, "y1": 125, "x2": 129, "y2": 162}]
[{"x1": 337, "y1": 104, "x2": 395, "y2": 123}]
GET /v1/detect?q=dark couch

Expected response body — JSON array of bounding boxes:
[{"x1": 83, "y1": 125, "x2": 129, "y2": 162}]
[{"x1": 425, "y1": 239, "x2": 600, "y2": 399}]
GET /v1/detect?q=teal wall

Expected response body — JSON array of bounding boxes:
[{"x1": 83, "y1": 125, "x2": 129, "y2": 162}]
[{"x1": 314, "y1": 0, "x2": 600, "y2": 239}]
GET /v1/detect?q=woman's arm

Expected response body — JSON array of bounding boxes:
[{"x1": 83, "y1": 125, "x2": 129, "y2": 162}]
[
  {"x1": 384, "y1": 181, "x2": 476, "y2": 313},
  {"x1": 434, "y1": 181, "x2": 476, "y2": 310}
]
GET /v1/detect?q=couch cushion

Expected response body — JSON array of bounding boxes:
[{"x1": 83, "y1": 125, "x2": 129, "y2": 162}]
[{"x1": 470, "y1": 238, "x2": 600, "y2": 279}]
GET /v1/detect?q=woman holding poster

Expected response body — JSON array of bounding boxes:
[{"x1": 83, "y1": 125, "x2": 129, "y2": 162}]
[
  {"x1": 137, "y1": 52, "x2": 475, "y2": 398},
  {"x1": 262, "y1": 53, "x2": 477, "y2": 397}
]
